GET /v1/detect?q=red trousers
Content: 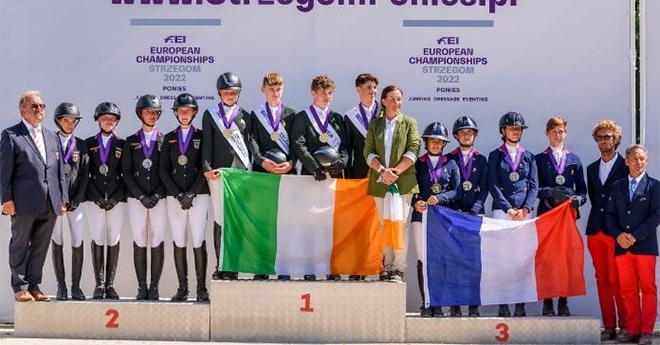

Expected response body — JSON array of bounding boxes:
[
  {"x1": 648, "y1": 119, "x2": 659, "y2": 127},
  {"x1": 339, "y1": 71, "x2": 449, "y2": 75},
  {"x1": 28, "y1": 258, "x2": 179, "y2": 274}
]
[
  {"x1": 588, "y1": 232, "x2": 626, "y2": 329},
  {"x1": 615, "y1": 252, "x2": 657, "y2": 335}
]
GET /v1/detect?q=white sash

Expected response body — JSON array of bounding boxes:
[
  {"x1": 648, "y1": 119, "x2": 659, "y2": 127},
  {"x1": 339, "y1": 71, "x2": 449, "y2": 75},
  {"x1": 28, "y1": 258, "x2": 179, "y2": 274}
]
[
  {"x1": 346, "y1": 105, "x2": 369, "y2": 138},
  {"x1": 207, "y1": 106, "x2": 251, "y2": 169},
  {"x1": 255, "y1": 104, "x2": 290, "y2": 154},
  {"x1": 304, "y1": 108, "x2": 341, "y2": 149}
]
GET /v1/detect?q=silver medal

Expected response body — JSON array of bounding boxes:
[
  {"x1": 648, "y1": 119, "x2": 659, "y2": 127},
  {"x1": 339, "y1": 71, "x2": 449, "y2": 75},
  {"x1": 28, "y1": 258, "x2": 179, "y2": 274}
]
[
  {"x1": 462, "y1": 180, "x2": 473, "y2": 191},
  {"x1": 555, "y1": 174, "x2": 566, "y2": 185},
  {"x1": 99, "y1": 164, "x2": 109, "y2": 175},
  {"x1": 178, "y1": 155, "x2": 188, "y2": 166},
  {"x1": 142, "y1": 159, "x2": 153, "y2": 169},
  {"x1": 63, "y1": 164, "x2": 72, "y2": 175},
  {"x1": 431, "y1": 183, "x2": 442, "y2": 194},
  {"x1": 509, "y1": 171, "x2": 520, "y2": 182}
]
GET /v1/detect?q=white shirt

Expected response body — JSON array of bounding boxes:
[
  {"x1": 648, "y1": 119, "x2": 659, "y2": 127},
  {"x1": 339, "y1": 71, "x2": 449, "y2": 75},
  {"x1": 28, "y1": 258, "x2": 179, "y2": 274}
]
[
  {"x1": 23, "y1": 118, "x2": 46, "y2": 160},
  {"x1": 143, "y1": 129, "x2": 154, "y2": 148},
  {"x1": 628, "y1": 172, "x2": 646, "y2": 187},
  {"x1": 101, "y1": 133, "x2": 112, "y2": 148},
  {"x1": 461, "y1": 148, "x2": 471, "y2": 165},
  {"x1": 550, "y1": 145, "x2": 563, "y2": 163},
  {"x1": 269, "y1": 104, "x2": 281, "y2": 122},
  {"x1": 59, "y1": 133, "x2": 71, "y2": 150},
  {"x1": 181, "y1": 128, "x2": 190, "y2": 142},
  {"x1": 505, "y1": 143, "x2": 519, "y2": 162},
  {"x1": 383, "y1": 116, "x2": 398, "y2": 167},
  {"x1": 599, "y1": 153, "x2": 619, "y2": 185},
  {"x1": 361, "y1": 102, "x2": 377, "y2": 117},
  {"x1": 312, "y1": 104, "x2": 329, "y2": 124},
  {"x1": 428, "y1": 155, "x2": 440, "y2": 166}
]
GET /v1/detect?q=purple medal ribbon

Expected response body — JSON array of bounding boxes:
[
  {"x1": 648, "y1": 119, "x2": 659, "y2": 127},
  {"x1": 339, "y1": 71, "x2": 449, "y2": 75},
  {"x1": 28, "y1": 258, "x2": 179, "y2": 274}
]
[
  {"x1": 500, "y1": 144, "x2": 524, "y2": 173},
  {"x1": 424, "y1": 154, "x2": 444, "y2": 184},
  {"x1": 60, "y1": 136, "x2": 76, "y2": 164},
  {"x1": 309, "y1": 106, "x2": 331, "y2": 134},
  {"x1": 218, "y1": 103, "x2": 239, "y2": 130},
  {"x1": 177, "y1": 126, "x2": 195, "y2": 156},
  {"x1": 457, "y1": 148, "x2": 474, "y2": 181},
  {"x1": 138, "y1": 129, "x2": 158, "y2": 159},
  {"x1": 265, "y1": 102, "x2": 283, "y2": 132},
  {"x1": 96, "y1": 133, "x2": 114, "y2": 166},
  {"x1": 545, "y1": 146, "x2": 567, "y2": 175},
  {"x1": 357, "y1": 103, "x2": 378, "y2": 130}
]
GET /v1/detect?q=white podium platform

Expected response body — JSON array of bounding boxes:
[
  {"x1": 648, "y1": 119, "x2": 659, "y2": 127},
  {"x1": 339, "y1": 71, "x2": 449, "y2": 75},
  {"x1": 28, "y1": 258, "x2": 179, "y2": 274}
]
[
  {"x1": 14, "y1": 299, "x2": 209, "y2": 341},
  {"x1": 210, "y1": 280, "x2": 406, "y2": 343},
  {"x1": 405, "y1": 314, "x2": 600, "y2": 344}
]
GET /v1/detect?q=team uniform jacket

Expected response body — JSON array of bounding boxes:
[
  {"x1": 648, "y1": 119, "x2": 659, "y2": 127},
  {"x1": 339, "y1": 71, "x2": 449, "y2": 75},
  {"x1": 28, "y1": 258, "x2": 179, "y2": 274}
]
[
  {"x1": 535, "y1": 149, "x2": 587, "y2": 217},
  {"x1": 122, "y1": 131, "x2": 166, "y2": 199},
  {"x1": 487, "y1": 146, "x2": 539, "y2": 212},
  {"x1": 411, "y1": 154, "x2": 461, "y2": 223},
  {"x1": 85, "y1": 135, "x2": 126, "y2": 204},
  {"x1": 586, "y1": 154, "x2": 629, "y2": 236},
  {"x1": 201, "y1": 106, "x2": 251, "y2": 171},
  {"x1": 159, "y1": 127, "x2": 210, "y2": 197},
  {"x1": 247, "y1": 106, "x2": 298, "y2": 174},
  {"x1": 291, "y1": 109, "x2": 349, "y2": 177},
  {"x1": 60, "y1": 135, "x2": 89, "y2": 208},
  {"x1": 446, "y1": 148, "x2": 488, "y2": 215}
]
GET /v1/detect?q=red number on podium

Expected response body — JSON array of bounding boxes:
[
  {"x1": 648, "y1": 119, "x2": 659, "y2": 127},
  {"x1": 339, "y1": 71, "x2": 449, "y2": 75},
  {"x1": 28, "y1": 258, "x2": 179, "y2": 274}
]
[
  {"x1": 106, "y1": 309, "x2": 119, "y2": 329},
  {"x1": 495, "y1": 322, "x2": 509, "y2": 342},
  {"x1": 300, "y1": 293, "x2": 314, "y2": 312}
]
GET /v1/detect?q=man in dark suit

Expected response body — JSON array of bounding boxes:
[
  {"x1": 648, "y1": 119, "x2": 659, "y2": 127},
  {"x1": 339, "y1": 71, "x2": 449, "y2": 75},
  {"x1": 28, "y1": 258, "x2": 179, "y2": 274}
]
[
  {"x1": 585, "y1": 120, "x2": 629, "y2": 341},
  {"x1": 1, "y1": 90, "x2": 67, "y2": 302},
  {"x1": 606, "y1": 145, "x2": 659, "y2": 345}
]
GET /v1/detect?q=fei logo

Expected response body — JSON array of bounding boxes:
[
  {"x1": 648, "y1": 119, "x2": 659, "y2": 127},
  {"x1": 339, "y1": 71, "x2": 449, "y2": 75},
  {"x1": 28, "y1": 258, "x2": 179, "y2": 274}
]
[
  {"x1": 164, "y1": 35, "x2": 186, "y2": 44},
  {"x1": 437, "y1": 37, "x2": 459, "y2": 45}
]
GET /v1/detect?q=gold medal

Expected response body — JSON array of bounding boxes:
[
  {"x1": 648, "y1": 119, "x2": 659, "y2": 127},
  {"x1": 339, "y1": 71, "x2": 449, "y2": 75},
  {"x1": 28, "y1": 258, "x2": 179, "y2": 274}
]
[
  {"x1": 270, "y1": 132, "x2": 280, "y2": 142},
  {"x1": 319, "y1": 133, "x2": 329, "y2": 143},
  {"x1": 223, "y1": 129, "x2": 233, "y2": 138}
]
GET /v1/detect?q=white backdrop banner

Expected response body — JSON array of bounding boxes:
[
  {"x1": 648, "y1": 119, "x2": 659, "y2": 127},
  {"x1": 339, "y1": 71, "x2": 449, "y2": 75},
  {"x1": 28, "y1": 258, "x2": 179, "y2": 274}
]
[{"x1": 1, "y1": 0, "x2": 634, "y2": 322}]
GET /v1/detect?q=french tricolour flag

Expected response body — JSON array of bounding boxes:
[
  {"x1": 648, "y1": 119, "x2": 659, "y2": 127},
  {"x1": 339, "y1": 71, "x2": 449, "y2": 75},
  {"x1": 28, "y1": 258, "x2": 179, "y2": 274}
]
[{"x1": 421, "y1": 201, "x2": 586, "y2": 307}]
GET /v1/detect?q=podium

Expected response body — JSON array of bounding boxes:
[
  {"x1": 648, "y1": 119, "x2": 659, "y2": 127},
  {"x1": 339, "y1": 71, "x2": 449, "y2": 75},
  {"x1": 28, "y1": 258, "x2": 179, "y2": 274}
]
[
  {"x1": 14, "y1": 299, "x2": 209, "y2": 341},
  {"x1": 210, "y1": 280, "x2": 406, "y2": 343}
]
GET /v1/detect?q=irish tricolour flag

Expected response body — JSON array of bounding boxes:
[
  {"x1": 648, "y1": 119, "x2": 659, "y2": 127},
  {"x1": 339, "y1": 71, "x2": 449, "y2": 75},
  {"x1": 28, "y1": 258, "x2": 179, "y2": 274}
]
[
  {"x1": 421, "y1": 202, "x2": 586, "y2": 307},
  {"x1": 219, "y1": 169, "x2": 383, "y2": 276}
]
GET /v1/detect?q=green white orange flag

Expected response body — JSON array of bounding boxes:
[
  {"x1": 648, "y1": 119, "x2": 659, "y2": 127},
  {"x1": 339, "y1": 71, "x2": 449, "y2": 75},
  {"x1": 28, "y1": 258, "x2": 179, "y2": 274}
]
[{"x1": 219, "y1": 168, "x2": 383, "y2": 276}]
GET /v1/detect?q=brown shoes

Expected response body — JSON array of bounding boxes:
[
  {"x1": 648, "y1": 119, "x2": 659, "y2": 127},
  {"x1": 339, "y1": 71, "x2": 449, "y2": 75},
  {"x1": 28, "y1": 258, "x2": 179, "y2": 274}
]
[
  {"x1": 14, "y1": 290, "x2": 34, "y2": 302},
  {"x1": 29, "y1": 289, "x2": 51, "y2": 302}
]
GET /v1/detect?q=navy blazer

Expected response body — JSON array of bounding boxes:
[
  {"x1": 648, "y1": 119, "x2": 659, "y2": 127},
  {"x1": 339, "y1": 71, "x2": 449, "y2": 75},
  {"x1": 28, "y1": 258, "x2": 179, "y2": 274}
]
[
  {"x1": 0, "y1": 121, "x2": 67, "y2": 215},
  {"x1": 535, "y1": 149, "x2": 587, "y2": 217},
  {"x1": 586, "y1": 154, "x2": 628, "y2": 236},
  {"x1": 488, "y1": 146, "x2": 538, "y2": 212},
  {"x1": 446, "y1": 147, "x2": 488, "y2": 215},
  {"x1": 411, "y1": 154, "x2": 461, "y2": 222},
  {"x1": 606, "y1": 173, "x2": 660, "y2": 256}
]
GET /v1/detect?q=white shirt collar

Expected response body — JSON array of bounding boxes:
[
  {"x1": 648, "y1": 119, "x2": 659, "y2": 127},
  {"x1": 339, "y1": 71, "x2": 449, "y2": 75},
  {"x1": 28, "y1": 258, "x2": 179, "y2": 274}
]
[
  {"x1": 629, "y1": 172, "x2": 646, "y2": 184},
  {"x1": 22, "y1": 118, "x2": 41, "y2": 132},
  {"x1": 601, "y1": 152, "x2": 619, "y2": 166},
  {"x1": 386, "y1": 115, "x2": 399, "y2": 126},
  {"x1": 313, "y1": 104, "x2": 329, "y2": 121},
  {"x1": 550, "y1": 145, "x2": 563, "y2": 152}
]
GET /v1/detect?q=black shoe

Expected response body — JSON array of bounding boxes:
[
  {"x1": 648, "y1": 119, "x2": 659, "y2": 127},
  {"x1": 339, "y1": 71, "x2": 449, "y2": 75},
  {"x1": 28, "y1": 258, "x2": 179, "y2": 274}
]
[
  {"x1": 194, "y1": 242, "x2": 209, "y2": 302},
  {"x1": 498, "y1": 304, "x2": 510, "y2": 317},
  {"x1": 303, "y1": 275, "x2": 316, "y2": 281},
  {"x1": 431, "y1": 307, "x2": 444, "y2": 317},
  {"x1": 212, "y1": 270, "x2": 223, "y2": 280},
  {"x1": 514, "y1": 303, "x2": 526, "y2": 317},
  {"x1": 70, "y1": 244, "x2": 85, "y2": 301},
  {"x1": 172, "y1": 245, "x2": 189, "y2": 301},
  {"x1": 104, "y1": 243, "x2": 120, "y2": 300},
  {"x1": 277, "y1": 275, "x2": 291, "y2": 281},
  {"x1": 253, "y1": 274, "x2": 269, "y2": 280},
  {"x1": 326, "y1": 274, "x2": 341, "y2": 281},
  {"x1": 390, "y1": 270, "x2": 404, "y2": 282},
  {"x1": 420, "y1": 307, "x2": 432, "y2": 318},
  {"x1": 557, "y1": 297, "x2": 570, "y2": 316},
  {"x1": 91, "y1": 241, "x2": 105, "y2": 299},
  {"x1": 133, "y1": 242, "x2": 149, "y2": 300},
  {"x1": 51, "y1": 241, "x2": 68, "y2": 300},
  {"x1": 148, "y1": 243, "x2": 165, "y2": 301},
  {"x1": 379, "y1": 271, "x2": 391, "y2": 281},
  {"x1": 450, "y1": 306, "x2": 462, "y2": 317},
  {"x1": 468, "y1": 305, "x2": 480, "y2": 317},
  {"x1": 348, "y1": 275, "x2": 361, "y2": 281},
  {"x1": 600, "y1": 329, "x2": 616, "y2": 341},
  {"x1": 542, "y1": 298, "x2": 555, "y2": 316},
  {"x1": 223, "y1": 272, "x2": 238, "y2": 280}
]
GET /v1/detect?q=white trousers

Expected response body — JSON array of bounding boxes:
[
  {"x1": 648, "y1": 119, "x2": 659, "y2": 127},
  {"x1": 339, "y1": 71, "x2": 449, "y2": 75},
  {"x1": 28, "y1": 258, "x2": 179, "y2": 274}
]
[
  {"x1": 374, "y1": 194, "x2": 413, "y2": 273},
  {"x1": 52, "y1": 203, "x2": 87, "y2": 247},
  {"x1": 127, "y1": 198, "x2": 168, "y2": 248},
  {"x1": 411, "y1": 221, "x2": 424, "y2": 262},
  {"x1": 208, "y1": 178, "x2": 223, "y2": 225},
  {"x1": 86, "y1": 202, "x2": 125, "y2": 246},
  {"x1": 166, "y1": 195, "x2": 210, "y2": 248}
]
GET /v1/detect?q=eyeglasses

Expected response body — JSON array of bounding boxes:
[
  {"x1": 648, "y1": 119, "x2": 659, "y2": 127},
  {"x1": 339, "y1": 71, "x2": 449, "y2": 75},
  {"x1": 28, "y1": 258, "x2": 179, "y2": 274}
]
[
  {"x1": 27, "y1": 103, "x2": 46, "y2": 111},
  {"x1": 595, "y1": 135, "x2": 614, "y2": 142}
]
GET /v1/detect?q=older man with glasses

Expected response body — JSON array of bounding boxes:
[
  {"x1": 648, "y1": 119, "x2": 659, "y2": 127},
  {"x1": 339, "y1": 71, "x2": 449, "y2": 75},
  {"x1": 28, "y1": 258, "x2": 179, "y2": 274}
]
[
  {"x1": 1, "y1": 90, "x2": 68, "y2": 302},
  {"x1": 585, "y1": 120, "x2": 629, "y2": 341}
]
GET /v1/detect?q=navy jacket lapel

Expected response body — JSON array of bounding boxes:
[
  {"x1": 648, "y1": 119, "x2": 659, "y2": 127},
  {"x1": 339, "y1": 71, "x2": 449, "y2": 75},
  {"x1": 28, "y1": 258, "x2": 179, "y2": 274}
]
[{"x1": 19, "y1": 121, "x2": 46, "y2": 165}]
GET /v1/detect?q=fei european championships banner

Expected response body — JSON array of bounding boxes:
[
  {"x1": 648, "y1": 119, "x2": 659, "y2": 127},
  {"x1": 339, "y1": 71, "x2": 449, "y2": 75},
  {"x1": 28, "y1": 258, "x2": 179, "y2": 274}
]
[{"x1": 0, "y1": 0, "x2": 633, "y2": 321}]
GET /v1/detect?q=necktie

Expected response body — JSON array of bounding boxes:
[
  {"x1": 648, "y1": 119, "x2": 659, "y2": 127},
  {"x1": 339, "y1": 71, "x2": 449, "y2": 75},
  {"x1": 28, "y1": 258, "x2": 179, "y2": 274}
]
[
  {"x1": 32, "y1": 127, "x2": 46, "y2": 161},
  {"x1": 629, "y1": 179, "x2": 637, "y2": 201}
]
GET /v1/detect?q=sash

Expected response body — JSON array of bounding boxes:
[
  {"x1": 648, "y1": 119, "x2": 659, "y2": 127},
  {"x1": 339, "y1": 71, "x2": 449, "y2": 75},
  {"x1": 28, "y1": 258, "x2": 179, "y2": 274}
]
[
  {"x1": 207, "y1": 105, "x2": 251, "y2": 169},
  {"x1": 305, "y1": 107, "x2": 341, "y2": 149},
  {"x1": 256, "y1": 104, "x2": 290, "y2": 154},
  {"x1": 346, "y1": 105, "x2": 370, "y2": 138}
]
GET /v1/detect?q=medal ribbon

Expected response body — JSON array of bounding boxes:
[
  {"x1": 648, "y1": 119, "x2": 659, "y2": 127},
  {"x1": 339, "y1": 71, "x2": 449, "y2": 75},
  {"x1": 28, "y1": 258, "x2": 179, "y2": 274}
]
[
  {"x1": 545, "y1": 146, "x2": 567, "y2": 175},
  {"x1": 309, "y1": 106, "x2": 331, "y2": 134},
  {"x1": 425, "y1": 154, "x2": 444, "y2": 184},
  {"x1": 217, "y1": 103, "x2": 239, "y2": 130},
  {"x1": 177, "y1": 126, "x2": 195, "y2": 156},
  {"x1": 265, "y1": 102, "x2": 283, "y2": 133},
  {"x1": 457, "y1": 148, "x2": 474, "y2": 181},
  {"x1": 96, "y1": 133, "x2": 114, "y2": 166},
  {"x1": 139, "y1": 129, "x2": 158, "y2": 159},
  {"x1": 60, "y1": 136, "x2": 76, "y2": 164},
  {"x1": 357, "y1": 103, "x2": 378, "y2": 131},
  {"x1": 500, "y1": 144, "x2": 524, "y2": 173}
]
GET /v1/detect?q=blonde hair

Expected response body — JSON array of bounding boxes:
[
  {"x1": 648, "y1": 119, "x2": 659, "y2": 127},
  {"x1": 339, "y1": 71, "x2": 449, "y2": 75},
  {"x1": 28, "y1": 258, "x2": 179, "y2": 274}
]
[
  {"x1": 19, "y1": 90, "x2": 41, "y2": 108},
  {"x1": 592, "y1": 119, "x2": 623, "y2": 148},
  {"x1": 311, "y1": 75, "x2": 335, "y2": 91},
  {"x1": 262, "y1": 73, "x2": 284, "y2": 87}
]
